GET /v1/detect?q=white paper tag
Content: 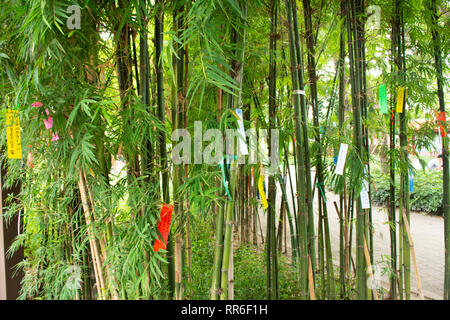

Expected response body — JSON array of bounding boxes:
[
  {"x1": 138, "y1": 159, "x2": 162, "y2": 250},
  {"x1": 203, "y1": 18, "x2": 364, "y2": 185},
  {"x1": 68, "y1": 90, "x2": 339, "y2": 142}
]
[
  {"x1": 293, "y1": 90, "x2": 305, "y2": 95},
  {"x1": 235, "y1": 108, "x2": 248, "y2": 155},
  {"x1": 360, "y1": 189, "x2": 370, "y2": 209},
  {"x1": 360, "y1": 179, "x2": 370, "y2": 209},
  {"x1": 363, "y1": 179, "x2": 369, "y2": 192},
  {"x1": 335, "y1": 143, "x2": 348, "y2": 175}
]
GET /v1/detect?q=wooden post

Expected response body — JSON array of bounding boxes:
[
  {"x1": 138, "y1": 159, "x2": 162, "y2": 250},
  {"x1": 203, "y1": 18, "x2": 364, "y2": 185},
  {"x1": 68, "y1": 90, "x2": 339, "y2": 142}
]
[{"x1": 0, "y1": 159, "x2": 24, "y2": 300}]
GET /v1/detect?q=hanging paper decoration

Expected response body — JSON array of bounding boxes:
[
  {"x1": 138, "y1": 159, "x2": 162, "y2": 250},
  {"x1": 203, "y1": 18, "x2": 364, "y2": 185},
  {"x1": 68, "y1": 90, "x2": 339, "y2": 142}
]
[
  {"x1": 379, "y1": 84, "x2": 388, "y2": 114},
  {"x1": 335, "y1": 143, "x2": 348, "y2": 175},
  {"x1": 6, "y1": 110, "x2": 22, "y2": 159},
  {"x1": 234, "y1": 108, "x2": 248, "y2": 155},
  {"x1": 153, "y1": 204, "x2": 174, "y2": 252},
  {"x1": 396, "y1": 87, "x2": 405, "y2": 113},
  {"x1": 409, "y1": 169, "x2": 414, "y2": 193},
  {"x1": 436, "y1": 111, "x2": 447, "y2": 137},
  {"x1": 218, "y1": 157, "x2": 232, "y2": 200},
  {"x1": 292, "y1": 89, "x2": 305, "y2": 96},
  {"x1": 258, "y1": 173, "x2": 268, "y2": 210},
  {"x1": 360, "y1": 180, "x2": 370, "y2": 209}
]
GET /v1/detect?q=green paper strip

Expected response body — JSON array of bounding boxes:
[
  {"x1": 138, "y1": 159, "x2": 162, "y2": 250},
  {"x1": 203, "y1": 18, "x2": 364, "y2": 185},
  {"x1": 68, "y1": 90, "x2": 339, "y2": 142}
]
[
  {"x1": 316, "y1": 182, "x2": 327, "y2": 203},
  {"x1": 379, "y1": 84, "x2": 387, "y2": 114},
  {"x1": 218, "y1": 157, "x2": 232, "y2": 201}
]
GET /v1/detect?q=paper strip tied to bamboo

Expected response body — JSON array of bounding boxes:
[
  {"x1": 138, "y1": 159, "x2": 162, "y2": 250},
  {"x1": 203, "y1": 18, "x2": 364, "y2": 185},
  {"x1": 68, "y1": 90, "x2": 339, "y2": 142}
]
[
  {"x1": 436, "y1": 111, "x2": 447, "y2": 137},
  {"x1": 154, "y1": 204, "x2": 174, "y2": 252},
  {"x1": 6, "y1": 110, "x2": 22, "y2": 159},
  {"x1": 379, "y1": 84, "x2": 388, "y2": 114},
  {"x1": 258, "y1": 173, "x2": 268, "y2": 210},
  {"x1": 396, "y1": 87, "x2": 405, "y2": 113}
]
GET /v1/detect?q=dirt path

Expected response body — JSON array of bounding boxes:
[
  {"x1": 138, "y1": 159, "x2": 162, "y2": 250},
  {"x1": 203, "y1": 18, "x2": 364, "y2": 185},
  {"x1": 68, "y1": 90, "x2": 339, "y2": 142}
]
[{"x1": 256, "y1": 166, "x2": 445, "y2": 300}]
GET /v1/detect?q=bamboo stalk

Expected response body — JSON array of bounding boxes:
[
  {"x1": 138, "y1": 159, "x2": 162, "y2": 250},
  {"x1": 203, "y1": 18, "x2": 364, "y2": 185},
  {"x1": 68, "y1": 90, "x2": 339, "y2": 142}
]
[
  {"x1": 78, "y1": 170, "x2": 105, "y2": 300},
  {"x1": 267, "y1": 0, "x2": 279, "y2": 300},
  {"x1": 292, "y1": 0, "x2": 315, "y2": 277},
  {"x1": 174, "y1": 233, "x2": 184, "y2": 300},
  {"x1": 363, "y1": 236, "x2": 379, "y2": 300},
  {"x1": 338, "y1": 0, "x2": 347, "y2": 293},
  {"x1": 154, "y1": 0, "x2": 173, "y2": 298},
  {"x1": 220, "y1": 4, "x2": 247, "y2": 299},
  {"x1": 388, "y1": 6, "x2": 398, "y2": 299},
  {"x1": 308, "y1": 255, "x2": 315, "y2": 300},
  {"x1": 83, "y1": 171, "x2": 120, "y2": 300},
  {"x1": 428, "y1": 0, "x2": 450, "y2": 300},
  {"x1": 228, "y1": 242, "x2": 234, "y2": 300},
  {"x1": 401, "y1": 210, "x2": 424, "y2": 300},
  {"x1": 284, "y1": 0, "x2": 309, "y2": 299},
  {"x1": 220, "y1": 173, "x2": 236, "y2": 300},
  {"x1": 210, "y1": 196, "x2": 225, "y2": 300},
  {"x1": 346, "y1": 0, "x2": 367, "y2": 299}
]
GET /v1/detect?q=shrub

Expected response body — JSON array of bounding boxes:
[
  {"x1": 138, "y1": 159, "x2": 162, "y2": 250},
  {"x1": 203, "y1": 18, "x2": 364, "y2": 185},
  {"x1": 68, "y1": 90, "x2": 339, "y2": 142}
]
[
  {"x1": 371, "y1": 169, "x2": 443, "y2": 216},
  {"x1": 186, "y1": 226, "x2": 302, "y2": 299}
]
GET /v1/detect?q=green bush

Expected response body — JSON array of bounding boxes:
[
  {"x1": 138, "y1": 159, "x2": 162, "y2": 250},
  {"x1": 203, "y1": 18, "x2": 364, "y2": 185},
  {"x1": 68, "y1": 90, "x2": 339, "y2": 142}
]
[
  {"x1": 371, "y1": 169, "x2": 443, "y2": 216},
  {"x1": 234, "y1": 245, "x2": 302, "y2": 300},
  {"x1": 186, "y1": 225, "x2": 302, "y2": 299}
]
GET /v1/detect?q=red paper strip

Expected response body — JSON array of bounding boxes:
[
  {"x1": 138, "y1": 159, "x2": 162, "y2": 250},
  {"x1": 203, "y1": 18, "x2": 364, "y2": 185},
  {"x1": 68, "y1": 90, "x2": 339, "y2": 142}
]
[
  {"x1": 153, "y1": 204, "x2": 173, "y2": 252},
  {"x1": 436, "y1": 111, "x2": 447, "y2": 137}
]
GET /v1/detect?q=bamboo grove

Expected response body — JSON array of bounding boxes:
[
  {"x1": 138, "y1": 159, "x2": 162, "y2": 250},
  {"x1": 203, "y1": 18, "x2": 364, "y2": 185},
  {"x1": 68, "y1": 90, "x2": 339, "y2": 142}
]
[{"x1": 0, "y1": 0, "x2": 448, "y2": 300}]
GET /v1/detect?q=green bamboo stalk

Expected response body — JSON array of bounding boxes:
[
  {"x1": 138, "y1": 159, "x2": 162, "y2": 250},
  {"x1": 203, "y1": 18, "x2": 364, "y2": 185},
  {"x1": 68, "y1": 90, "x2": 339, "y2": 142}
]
[
  {"x1": 210, "y1": 92, "x2": 226, "y2": 300},
  {"x1": 220, "y1": 4, "x2": 247, "y2": 300},
  {"x1": 338, "y1": 0, "x2": 347, "y2": 297},
  {"x1": 278, "y1": 123, "x2": 298, "y2": 261},
  {"x1": 172, "y1": 1, "x2": 186, "y2": 300},
  {"x1": 346, "y1": 0, "x2": 366, "y2": 299},
  {"x1": 388, "y1": 3, "x2": 398, "y2": 299},
  {"x1": 267, "y1": 0, "x2": 279, "y2": 299},
  {"x1": 210, "y1": 191, "x2": 225, "y2": 300},
  {"x1": 154, "y1": 0, "x2": 173, "y2": 298},
  {"x1": 393, "y1": 0, "x2": 411, "y2": 299},
  {"x1": 427, "y1": 0, "x2": 449, "y2": 300},
  {"x1": 292, "y1": 0, "x2": 315, "y2": 276},
  {"x1": 277, "y1": 172, "x2": 297, "y2": 262},
  {"x1": 357, "y1": 0, "x2": 373, "y2": 265},
  {"x1": 220, "y1": 169, "x2": 237, "y2": 300},
  {"x1": 302, "y1": 0, "x2": 335, "y2": 298},
  {"x1": 241, "y1": 166, "x2": 246, "y2": 243},
  {"x1": 277, "y1": 165, "x2": 287, "y2": 251},
  {"x1": 284, "y1": 0, "x2": 309, "y2": 299},
  {"x1": 317, "y1": 200, "x2": 325, "y2": 298}
]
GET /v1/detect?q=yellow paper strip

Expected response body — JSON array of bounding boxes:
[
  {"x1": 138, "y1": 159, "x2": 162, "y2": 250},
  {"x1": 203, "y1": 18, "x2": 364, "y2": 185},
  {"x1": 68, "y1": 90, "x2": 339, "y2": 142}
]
[
  {"x1": 396, "y1": 87, "x2": 405, "y2": 113},
  {"x1": 258, "y1": 174, "x2": 268, "y2": 210},
  {"x1": 6, "y1": 110, "x2": 22, "y2": 159}
]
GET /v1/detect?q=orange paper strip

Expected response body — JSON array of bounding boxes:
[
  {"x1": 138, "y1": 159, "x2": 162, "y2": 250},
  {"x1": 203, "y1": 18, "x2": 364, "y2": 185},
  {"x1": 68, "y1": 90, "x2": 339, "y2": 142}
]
[
  {"x1": 436, "y1": 111, "x2": 447, "y2": 137},
  {"x1": 153, "y1": 204, "x2": 173, "y2": 252}
]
